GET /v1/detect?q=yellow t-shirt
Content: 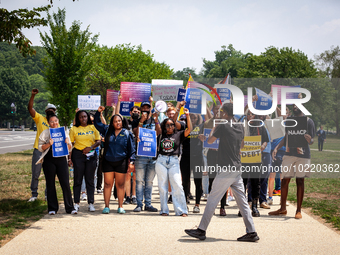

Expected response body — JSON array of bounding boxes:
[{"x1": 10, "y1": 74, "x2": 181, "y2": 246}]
[
  {"x1": 33, "y1": 112, "x2": 49, "y2": 149},
  {"x1": 69, "y1": 125, "x2": 101, "y2": 150}
]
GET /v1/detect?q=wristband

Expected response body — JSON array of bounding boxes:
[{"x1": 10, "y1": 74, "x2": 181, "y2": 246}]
[
  {"x1": 139, "y1": 122, "x2": 143, "y2": 125},
  {"x1": 155, "y1": 122, "x2": 159, "y2": 125}
]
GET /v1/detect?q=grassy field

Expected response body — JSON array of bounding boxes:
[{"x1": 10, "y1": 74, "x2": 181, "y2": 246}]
[
  {"x1": 288, "y1": 135, "x2": 340, "y2": 230},
  {"x1": 0, "y1": 150, "x2": 64, "y2": 247}
]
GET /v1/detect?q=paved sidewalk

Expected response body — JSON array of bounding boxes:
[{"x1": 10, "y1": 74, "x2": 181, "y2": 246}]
[{"x1": 1, "y1": 182, "x2": 340, "y2": 255}]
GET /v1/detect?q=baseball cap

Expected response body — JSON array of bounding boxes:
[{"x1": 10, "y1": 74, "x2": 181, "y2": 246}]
[
  {"x1": 45, "y1": 103, "x2": 57, "y2": 111},
  {"x1": 141, "y1": 101, "x2": 151, "y2": 107}
]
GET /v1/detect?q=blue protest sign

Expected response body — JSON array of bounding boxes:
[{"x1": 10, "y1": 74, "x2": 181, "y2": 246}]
[
  {"x1": 255, "y1": 88, "x2": 272, "y2": 110},
  {"x1": 216, "y1": 88, "x2": 231, "y2": 102},
  {"x1": 203, "y1": 128, "x2": 220, "y2": 149},
  {"x1": 137, "y1": 128, "x2": 157, "y2": 157},
  {"x1": 49, "y1": 127, "x2": 69, "y2": 157},
  {"x1": 119, "y1": 101, "x2": 134, "y2": 116},
  {"x1": 185, "y1": 88, "x2": 204, "y2": 114},
  {"x1": 177, "y1": 88, "x2": 187, "y2": 102}
]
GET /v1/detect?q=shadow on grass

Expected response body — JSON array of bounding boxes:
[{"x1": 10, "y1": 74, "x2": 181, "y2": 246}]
[{"x1": 0, "y1": 199, "x2": 47, "y2": 241}]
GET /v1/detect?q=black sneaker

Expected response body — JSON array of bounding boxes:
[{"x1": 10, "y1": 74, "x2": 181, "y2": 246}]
[
  {"x1": 144, "y1": 205, "x2": 158, "y2": 212},
  {"x1": 188, "y1": 193, "x2": 194, "y2": 200},
  {"x1": 237, "y1": 232, "x2": 259, "y2": 242},
  {"x1": 185, "y1": 228, "x2": 206, "y2": 240},
  {"x1": 131, "y1": 197, "x2": 137, "y2": 205},
  {"x1": 123, "y1": 197, "x2": 131, "y2": 204},
  {"x1": 168, "y1": 195, "x2": 172, "y2": 204}
]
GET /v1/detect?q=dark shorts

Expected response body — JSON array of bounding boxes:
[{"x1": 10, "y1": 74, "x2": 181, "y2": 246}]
[{"x1": 102, "y1": 158, "x2": 128, "y2": 174}]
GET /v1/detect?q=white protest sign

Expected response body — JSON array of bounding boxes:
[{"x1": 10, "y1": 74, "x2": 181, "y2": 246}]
[{"x1": 78, "y1": 95, "x2": 101, "y2": 110}]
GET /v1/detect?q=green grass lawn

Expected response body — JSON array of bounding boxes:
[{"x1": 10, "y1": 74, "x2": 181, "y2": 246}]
[
  {"x1": 0, "y1": 150, "x2": 65, "y2": 246},
  {"x1": 288, "y1": 135, "x2": 340, "y2": 230}
]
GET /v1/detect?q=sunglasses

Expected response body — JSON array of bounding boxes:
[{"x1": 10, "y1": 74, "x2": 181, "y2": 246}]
[{"x1": 165, "y1": 124, "x2": 175, "y2": 128}]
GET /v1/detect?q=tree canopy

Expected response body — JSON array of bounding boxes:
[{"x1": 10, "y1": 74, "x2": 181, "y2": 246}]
[
  {"x1": 40, "y1": 8, "x2": 98, "y2": 126},
  {"x1": 0, "y1": 6, "x2": 51, "y2": 57}
]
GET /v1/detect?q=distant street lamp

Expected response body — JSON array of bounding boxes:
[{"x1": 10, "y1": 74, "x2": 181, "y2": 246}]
[{"x1": 11, "y1": 102, "x2": 16, "y2": 131}]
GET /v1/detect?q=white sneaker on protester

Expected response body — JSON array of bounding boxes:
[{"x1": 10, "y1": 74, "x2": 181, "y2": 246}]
[
  {"x1": 81, "y1": 193, "x2": 87, "y2": 201},
  {"x1": 28, "y1": 197, "x2": 37, "y2": 202},
  {"x1": 71, "y1": 210, "x2": 78, "y2": 215},
  {"x1": 226, "y1": 199, "x2": 230, "y2": 206},
  {"x1": 48, "y1": 211, "x2": 56, "y2": 215},
  {"x1": 268, "y1": 198, "x2": 273, "y2": 205},
  {"x1": 74, "y1": 204, "x2": 80, "y2": 212},
  {"x1": 88, "y1": 203, "x2": 95, "y2": 212},
  {"x1": 228, "y1": 195, "x2": 235, "y2": 201}
]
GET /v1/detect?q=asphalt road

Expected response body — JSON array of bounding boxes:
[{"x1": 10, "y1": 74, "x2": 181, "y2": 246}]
[{"x1": 0, "y1": 130, "x2": 36, "y2": 154}]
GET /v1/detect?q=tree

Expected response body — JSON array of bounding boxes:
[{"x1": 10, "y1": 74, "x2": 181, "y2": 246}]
[
  {"x1": 238, "y1": 46, "x2": 318, "y2": 78},
  {"x1": 0, "y1": 6, "x2": 51, "y2": 57},
  {"x1": 40, "y1": 8, "x2": 98, "y2": 126},
  {"x1": 0, "y1": 67, "x2": 30, "y2": 127},
  {"x1": 86, "y1": 44, "x2": 173, "y2": 116},
  {"x1": 315, "y1": 46, "x2": 340, "y2": 135},
  {"x1": 201, "y1": 44, "x2": 248, "y2": 78},
  {"x1": 29, "y1": 74, "x2": 51, "y2": 115},
  {"x1": 171, "y1": 67, "x2": 199, "y2": 85}
]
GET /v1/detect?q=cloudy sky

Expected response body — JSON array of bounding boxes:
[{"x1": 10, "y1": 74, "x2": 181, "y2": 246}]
[{"x1": 2, "y1": 0, "x2": 340, "y2": 73}]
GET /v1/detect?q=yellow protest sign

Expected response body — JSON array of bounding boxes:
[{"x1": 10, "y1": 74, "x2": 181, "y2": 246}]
[
  {"x1": 134, "y1": 102, "x2": 142, "y2": 107},
  {"x1": 241, "y1": 136, "x2": 261, "y2": 163}
]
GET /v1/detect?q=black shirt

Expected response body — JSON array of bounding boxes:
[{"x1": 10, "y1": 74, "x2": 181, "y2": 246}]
[
  {"x1": 284, "y1": 117, "x2": 315, "y2": 159},
  {"x1": 212, "y1": 122, "x2": 244, "y2": 169},
  {"x1": 132, "y1": 117, "x2": 156, "y2": 131},
  {"x1": 183, "y1": 123, "x2": 204, "y2": 157},
  {"x1": 158, "y1": 130, "x2": 186, "y2": 156}
]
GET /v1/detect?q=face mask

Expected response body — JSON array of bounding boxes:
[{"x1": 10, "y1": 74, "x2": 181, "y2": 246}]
[
  {"x1": 131, "y1": 113, "x2": 139, "y2": 120},
  {"x1": 141, "y1": 110, "x2": 150, "y2": 116}
]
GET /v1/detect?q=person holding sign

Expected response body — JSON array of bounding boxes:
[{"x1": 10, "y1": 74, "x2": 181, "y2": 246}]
[
  {"x1": 155, "y1": 108, "x2": 192, "y2": 216},
  {"x1": 185, "y1": 103, "x2": 259, "y2": 242},
  {"x1": 132, "y1": 101, "x2": 161, "y2": 213},
  {"x1": 94, "y1": 106, "x2": 136, "y2": 214},
  {"x1": 241, "y1": 111, "x2": 269, "y2": 217},
  {"x1": 36, "y1": 114, "x2": 77, "y2": 215},
  {"x1": 180, "y1": 113, "x2": 204, "y2": 213},
  {"x1": 269, "y1": 104, "x2": 315, "y2": 219},
  {"x1": 69, "y1": 110, "x2": 101, "y2": 212}
]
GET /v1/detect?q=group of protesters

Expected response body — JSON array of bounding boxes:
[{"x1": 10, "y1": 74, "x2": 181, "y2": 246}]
[{"x1": 27, "y1": 86, "x2": 316, "y2": 242}]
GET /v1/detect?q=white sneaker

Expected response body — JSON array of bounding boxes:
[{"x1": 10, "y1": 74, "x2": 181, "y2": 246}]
[
  {"x1": 268, "y1": 198, "x2": 273, "y2": 205},
  {"x1": 81, "y1": 193, "x2": 87, "y2": 201},
  {"x1": 193, "y1": 206, "x2": 200, "y2": 213},
  {"x1": 88, "y1": 203, "x2": 95, "y2": 212},
  {"x1": 97, "y1": 189, "x2": 103, "y2": 194},
  {"x1": 228, "y1": 195, "x2": 235, "y2": 201},
  {"x1": 71, "y1": 210, "x2": 78, "y2": 215},
  {"x1": 74, "y1": 204, "x2": 80, "y2": 212},
  {"x1": 28, "y1": 197, "x2": 37, "y2": 202},
  {"x1": 226, "y1": 199, "x2": 230, "y2": 206},
  {"x1": 48, "y1": 211, "x2": 56, "y2": 215}
]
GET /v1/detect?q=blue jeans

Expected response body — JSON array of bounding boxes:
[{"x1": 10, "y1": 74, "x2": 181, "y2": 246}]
[
  {"x1": 272, "y1": 150, "x2": 285, "y2": 191},
  {"x1": 155, "y1": 155, "x2": 188, "y2": 215},
  {"x1": 135, "y1": 156, "x2": 156, "y2": 208}
]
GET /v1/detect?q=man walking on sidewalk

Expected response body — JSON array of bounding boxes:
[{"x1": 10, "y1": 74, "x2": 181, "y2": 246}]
[{"x1": 185, "y1": 103, "x2": 259, "y2": 242}]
